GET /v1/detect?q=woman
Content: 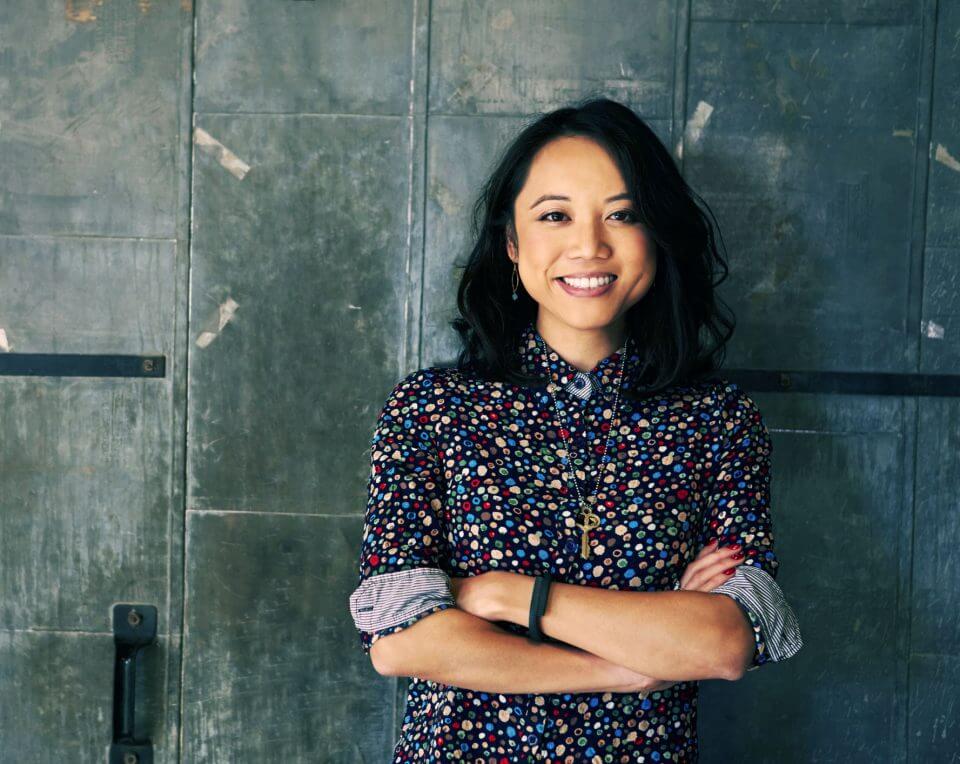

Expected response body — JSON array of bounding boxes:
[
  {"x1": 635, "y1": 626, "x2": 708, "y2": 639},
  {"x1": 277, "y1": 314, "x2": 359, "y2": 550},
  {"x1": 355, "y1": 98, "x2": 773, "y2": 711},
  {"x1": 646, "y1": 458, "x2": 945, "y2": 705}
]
[{"x1": 348, "y1": 97, "x2": 802, "y2": 762}]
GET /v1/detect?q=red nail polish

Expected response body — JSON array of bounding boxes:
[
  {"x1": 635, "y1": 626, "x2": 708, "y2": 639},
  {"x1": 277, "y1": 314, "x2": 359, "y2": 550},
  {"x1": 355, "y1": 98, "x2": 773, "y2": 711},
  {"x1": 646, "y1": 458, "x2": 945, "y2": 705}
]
[{"x1": 723, "y1": 568, "x2": 735, "y2": 575}]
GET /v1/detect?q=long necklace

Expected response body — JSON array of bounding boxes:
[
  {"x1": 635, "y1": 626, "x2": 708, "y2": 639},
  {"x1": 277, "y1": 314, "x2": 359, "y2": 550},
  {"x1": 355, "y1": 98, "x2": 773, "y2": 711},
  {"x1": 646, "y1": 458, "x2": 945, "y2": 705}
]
[{"x1": 538, "y1": 335, "x2": 628, "y2": 560}]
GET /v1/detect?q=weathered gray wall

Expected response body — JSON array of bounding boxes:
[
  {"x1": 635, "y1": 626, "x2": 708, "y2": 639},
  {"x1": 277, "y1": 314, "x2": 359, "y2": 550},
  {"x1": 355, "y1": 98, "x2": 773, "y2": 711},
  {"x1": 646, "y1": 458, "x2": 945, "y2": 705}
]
[{"x1": 0, "y1": 1, "x2": 957, "y2": 762}]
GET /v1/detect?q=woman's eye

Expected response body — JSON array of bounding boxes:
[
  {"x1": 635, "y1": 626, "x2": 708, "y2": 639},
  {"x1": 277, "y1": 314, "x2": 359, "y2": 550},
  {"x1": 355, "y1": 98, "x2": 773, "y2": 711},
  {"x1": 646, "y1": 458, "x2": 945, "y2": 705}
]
[{"x1": 539, "y1": 210, "x2": 637, "y2": 223}]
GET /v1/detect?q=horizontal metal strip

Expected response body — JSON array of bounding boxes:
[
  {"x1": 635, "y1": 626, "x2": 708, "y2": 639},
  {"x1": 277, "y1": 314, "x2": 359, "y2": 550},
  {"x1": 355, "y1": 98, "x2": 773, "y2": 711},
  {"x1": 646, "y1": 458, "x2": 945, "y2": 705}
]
[
  {"x1": 0, "y1": 358, "x2": 957, "y2": 394},
  {"x1": 725, "y1": 369, "x2": 960, "y2": 397},
  {"x1": 0, "y1": 353, "x2": 165, "y2": 378}
]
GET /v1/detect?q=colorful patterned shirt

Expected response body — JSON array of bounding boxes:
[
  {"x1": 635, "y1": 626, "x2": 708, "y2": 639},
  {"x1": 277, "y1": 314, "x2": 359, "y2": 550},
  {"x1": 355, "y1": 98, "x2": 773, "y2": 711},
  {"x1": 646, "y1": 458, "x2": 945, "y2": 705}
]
[{"x1": 349, "y1": 318, "x2": 802, "y2": 762}]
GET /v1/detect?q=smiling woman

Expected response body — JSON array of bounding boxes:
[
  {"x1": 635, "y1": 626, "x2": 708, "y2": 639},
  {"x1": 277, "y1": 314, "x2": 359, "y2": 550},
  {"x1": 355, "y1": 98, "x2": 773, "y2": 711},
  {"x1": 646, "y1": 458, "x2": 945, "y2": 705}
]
[{"x1": 348, "y1": 97, "x2": 802, "y2": 762}]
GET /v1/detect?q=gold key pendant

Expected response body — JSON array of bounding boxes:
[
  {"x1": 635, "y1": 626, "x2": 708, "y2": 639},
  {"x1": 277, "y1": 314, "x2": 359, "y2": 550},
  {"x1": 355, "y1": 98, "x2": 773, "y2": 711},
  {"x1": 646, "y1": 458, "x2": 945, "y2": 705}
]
[{"x1": 575, "y1": 511, "x2": 601, "y2": 559}]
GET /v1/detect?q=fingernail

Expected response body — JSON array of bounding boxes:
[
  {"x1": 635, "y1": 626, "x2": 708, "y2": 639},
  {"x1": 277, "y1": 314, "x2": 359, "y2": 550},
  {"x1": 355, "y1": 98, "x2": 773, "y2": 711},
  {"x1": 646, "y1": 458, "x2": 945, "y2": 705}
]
[
  {"x1": 729, "y1": 544, "x2": 741, "y2": 550},
  {"x1": 723, "y1": 568, "x2": 735, "y2": 575},
  {"x1": 731, "y1": 552, "x2": 744, "y2": 559}
]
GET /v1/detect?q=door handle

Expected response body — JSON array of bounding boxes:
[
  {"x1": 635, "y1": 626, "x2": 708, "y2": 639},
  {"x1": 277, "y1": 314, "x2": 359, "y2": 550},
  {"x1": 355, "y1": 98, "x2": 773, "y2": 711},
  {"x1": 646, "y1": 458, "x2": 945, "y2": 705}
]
[{"x1": 109, "y1": 604, "x2": 157, "y2": 764}]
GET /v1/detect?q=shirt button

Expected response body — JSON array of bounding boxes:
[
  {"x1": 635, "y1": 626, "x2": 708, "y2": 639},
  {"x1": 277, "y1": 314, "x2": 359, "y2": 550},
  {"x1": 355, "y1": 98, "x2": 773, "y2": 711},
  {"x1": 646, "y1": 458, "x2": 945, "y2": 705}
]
[{"x1": 574, "y1": 376, "x2": 585, "y2": 387}]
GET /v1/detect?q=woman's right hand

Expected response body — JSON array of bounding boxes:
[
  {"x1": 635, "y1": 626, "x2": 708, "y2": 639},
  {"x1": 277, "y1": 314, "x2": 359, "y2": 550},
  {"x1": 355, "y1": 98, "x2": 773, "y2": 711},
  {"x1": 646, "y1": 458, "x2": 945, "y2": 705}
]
[{"x1": 601, "y1": 539, "x2": 748, "y2": 693}]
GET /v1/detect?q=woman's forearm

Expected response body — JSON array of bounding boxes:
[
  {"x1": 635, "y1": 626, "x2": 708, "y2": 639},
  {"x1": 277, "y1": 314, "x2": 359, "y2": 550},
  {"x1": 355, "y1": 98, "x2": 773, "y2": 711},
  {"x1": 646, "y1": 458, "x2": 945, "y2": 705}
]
[{"x1": 376, "y1": 607, "x2": 629, "y2": 694}]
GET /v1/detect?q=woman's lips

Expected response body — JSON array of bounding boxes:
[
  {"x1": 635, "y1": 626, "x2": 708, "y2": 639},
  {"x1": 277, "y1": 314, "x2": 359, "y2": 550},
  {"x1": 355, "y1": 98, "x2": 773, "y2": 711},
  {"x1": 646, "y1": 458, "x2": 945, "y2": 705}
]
[{"x1": 556, "y1": 277, "x2": 616, "y2": 297}]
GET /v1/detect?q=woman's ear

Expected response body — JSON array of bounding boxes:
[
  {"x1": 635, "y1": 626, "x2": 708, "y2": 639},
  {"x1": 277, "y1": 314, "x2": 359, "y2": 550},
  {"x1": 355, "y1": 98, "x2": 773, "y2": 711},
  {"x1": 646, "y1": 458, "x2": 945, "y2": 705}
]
[{"x1": 505, "y1": 220, "x2": 518, "y2": 262}]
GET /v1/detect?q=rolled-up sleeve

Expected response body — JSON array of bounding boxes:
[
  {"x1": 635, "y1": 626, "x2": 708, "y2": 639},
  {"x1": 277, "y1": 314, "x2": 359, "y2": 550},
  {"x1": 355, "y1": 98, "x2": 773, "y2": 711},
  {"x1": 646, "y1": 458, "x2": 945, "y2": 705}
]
[
  {"x1": 698, "y1": 381, "x2": 803, "y2": 672},
  {"x1": 347, "y1": 369, "x2": 456, "y2": 656}
]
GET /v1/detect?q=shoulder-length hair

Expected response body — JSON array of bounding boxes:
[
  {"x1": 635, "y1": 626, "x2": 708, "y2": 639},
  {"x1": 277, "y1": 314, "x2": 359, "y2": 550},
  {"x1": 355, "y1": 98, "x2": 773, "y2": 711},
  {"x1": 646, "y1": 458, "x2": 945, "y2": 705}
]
[{"x1": 448, "y1": 96, "x2": 736, "y2": 401}]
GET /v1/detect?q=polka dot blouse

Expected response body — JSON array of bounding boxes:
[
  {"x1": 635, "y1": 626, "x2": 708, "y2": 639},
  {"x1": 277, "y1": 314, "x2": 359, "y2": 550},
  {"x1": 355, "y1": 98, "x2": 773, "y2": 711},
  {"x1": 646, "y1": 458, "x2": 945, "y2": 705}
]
[{"x1": 349, "y1": 318, "x2": 802, "y2": 762}]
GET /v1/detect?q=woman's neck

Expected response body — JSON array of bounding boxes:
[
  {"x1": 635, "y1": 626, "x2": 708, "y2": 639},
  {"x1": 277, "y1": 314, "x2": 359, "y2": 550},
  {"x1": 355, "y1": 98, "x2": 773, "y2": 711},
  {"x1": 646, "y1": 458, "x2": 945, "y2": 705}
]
[{"x1": 535, "y1": 315, "x2": 626, "y2": 372}]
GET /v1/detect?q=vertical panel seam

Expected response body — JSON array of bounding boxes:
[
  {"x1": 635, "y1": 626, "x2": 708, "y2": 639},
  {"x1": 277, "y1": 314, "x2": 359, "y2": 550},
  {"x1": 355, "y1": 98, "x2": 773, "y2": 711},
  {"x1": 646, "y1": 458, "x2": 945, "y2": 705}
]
[
  {"x1": 904, "y1": 2, "x2": 941, "y2": 756},
  {"x1": 176, "y1": 2, "x2": 200, "y2": 762}
]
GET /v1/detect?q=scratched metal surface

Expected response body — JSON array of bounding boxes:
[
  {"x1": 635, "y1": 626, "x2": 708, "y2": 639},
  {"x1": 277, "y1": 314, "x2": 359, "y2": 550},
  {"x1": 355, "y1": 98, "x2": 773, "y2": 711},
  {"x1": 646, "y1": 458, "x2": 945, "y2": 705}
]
[
  {"x1": 922, "y1": 0, "x2": 960, "y2": 371},
  {"x1": 181, "y1": 510, "x2": 393, "y2": 762},
  {"x1": 1, "y1": 0, "x2": 958, "y2": 763},
  {"x1": 427, "y1": 0, "x2": 677, "y2": 116},
  {"x1": 0, "y1": 1, "x2": 184, "y2": 237},
  {"x1": 0, "y1": 1, "x2": 191, "y2": 761},
  {"x1": 193, "y1": 0, "x2": 416, "y2": 115},
  {"x1": 182, "y1": 0, "x2": 428, "y2": 760},
  {"x1": 907, "y1": 2, "x2": 960, "y2": 759},
  {"x1": 683, "y1": 11, "x2": 922, "y2": 374}
]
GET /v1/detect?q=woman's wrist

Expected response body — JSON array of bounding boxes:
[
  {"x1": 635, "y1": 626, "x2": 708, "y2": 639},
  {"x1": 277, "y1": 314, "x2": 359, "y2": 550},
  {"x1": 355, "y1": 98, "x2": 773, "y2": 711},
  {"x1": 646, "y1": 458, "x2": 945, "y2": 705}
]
[{"x1": 490, "y1": 571, "x2": 536, "y2": 625}]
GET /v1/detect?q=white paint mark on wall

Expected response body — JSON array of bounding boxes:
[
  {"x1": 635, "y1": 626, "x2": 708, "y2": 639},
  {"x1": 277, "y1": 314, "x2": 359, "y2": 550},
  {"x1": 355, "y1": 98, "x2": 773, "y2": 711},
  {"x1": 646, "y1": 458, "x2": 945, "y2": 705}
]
[
  {"x1": 65, "y1": 0, "x2": 100, "y2": 23},
  {"x1": 490, "y1": 8, "x2": 514, "y2": 30},
  {"x1": 348, "y1": 304, "x2": 362, "y2": 310},
  {"x1": 0, "y1": 328, "x2": 10, "y2": 352},
  {"x1": 194, "y1": 127, "x2": 251, "y2": 180},
  {"x1": 922, "y1": 320, "x2": 944, "y2": 340},
  {"x1": 685, "y1": 101, "x2": 714, "y2": 145},
  {"x1": 934, "y1": 143, "x2": 960, "y2": 173},
  {"x1": 196, "y1": 297, "x2": 240, "y2": 348},
  {"x1": 893, "y1": 128, "x2": 913, "y2": 138},
  {"x1": 676, "y1": 100, "x2": 715, "y2": 161}
]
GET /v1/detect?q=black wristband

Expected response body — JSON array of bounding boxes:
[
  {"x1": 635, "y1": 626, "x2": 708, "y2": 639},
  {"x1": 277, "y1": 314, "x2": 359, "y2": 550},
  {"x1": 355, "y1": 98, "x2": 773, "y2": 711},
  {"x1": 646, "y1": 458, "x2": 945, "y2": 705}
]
[{"x1": 528, "y1": 573, "x2": 552, "y2": 643}]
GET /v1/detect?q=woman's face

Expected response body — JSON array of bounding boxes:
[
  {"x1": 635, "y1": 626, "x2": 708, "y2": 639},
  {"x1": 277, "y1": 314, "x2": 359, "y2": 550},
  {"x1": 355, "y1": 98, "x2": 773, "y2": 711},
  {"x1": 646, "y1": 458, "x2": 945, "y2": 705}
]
[{"x1": 507, "y1": 135, "x2": 656, "y2": 336}]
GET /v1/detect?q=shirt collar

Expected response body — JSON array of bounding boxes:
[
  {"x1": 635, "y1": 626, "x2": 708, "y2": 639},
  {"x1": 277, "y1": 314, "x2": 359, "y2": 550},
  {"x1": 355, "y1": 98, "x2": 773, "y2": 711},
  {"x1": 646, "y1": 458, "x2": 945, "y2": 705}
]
[{"x1": 516, "y1": 318, "x2": 640, "y2": 402}]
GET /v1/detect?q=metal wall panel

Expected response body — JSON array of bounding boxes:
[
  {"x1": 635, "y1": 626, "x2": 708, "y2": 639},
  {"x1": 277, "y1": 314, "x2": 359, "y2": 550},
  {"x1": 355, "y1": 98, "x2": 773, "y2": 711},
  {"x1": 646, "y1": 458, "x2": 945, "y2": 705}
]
[
  {"x1": 922, "y1": 0, "x2": 960, "y2": 369},
  {"x1": 181, "y1": 510, "x2": 391, "y2": 762},
  {"x1": 184, "y1": 1, "x2": 430, "y2": 761},
  {"x1": 194, "y1": 0, "x2": 416, "y2": 115},
  {"x1": 0, "y1": 1, "x2": 192, "y2": 761},
  {"x1": 0, "y1": 2, "x2": 183, "y2": 238},
  {"x1": 683, "y1": 10, "x2": 922, "y2": 373},
  {"x1": 427, "y1": 0, "x2": 676, "y2": 116}
]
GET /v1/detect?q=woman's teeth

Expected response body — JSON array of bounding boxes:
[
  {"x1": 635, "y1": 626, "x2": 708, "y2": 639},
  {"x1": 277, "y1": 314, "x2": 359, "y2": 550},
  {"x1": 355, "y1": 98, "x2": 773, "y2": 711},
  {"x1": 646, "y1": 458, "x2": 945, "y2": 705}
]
[{"x1": 559, "y1": 275, "x2": 615, "y2": 288}]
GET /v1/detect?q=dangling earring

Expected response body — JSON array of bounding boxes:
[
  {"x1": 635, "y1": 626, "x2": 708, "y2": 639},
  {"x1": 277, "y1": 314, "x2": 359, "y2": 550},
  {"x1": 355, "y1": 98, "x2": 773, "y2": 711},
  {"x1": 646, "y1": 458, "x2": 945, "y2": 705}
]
[{"x1": 511, "y1": 260, "x2": 520, "y2": 301}]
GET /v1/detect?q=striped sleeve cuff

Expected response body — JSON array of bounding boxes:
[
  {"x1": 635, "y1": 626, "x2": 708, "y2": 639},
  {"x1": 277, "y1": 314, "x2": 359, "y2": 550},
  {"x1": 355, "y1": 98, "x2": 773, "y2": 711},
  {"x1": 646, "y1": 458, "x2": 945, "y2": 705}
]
[
  {"x1": 710, "y1": 564, "x2": 803, "y2": 670},
  {"x1": 349, "y1": 567, "x2": 455, "y2": 637}
]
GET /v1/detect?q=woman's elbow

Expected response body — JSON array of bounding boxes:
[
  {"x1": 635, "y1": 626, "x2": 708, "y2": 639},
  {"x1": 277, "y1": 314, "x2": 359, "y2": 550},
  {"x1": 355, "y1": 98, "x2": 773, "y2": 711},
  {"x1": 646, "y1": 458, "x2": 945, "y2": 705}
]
[
  {"x1": 369, "y1": 637, "x2": 396, "y2": 676},
  {"x1": 718, "y1": 602, "x2": 757, "y2": 681}
]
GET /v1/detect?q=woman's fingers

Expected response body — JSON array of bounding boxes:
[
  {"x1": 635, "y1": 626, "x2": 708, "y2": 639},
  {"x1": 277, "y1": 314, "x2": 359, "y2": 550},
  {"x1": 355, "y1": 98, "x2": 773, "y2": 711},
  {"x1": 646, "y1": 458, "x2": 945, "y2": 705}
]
[
  {"x1": 681, "y1": 542, "x2": 748, "y2": 591},
  {"x1": 695, "y1": 538, "x2": 719, "y2": 557}
]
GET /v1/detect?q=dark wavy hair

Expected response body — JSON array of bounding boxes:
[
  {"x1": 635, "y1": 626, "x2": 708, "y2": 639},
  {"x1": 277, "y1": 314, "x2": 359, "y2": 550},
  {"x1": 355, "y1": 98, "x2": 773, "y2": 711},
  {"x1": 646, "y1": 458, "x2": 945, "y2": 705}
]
[{"x1": 448, "y1": 96, "x2": 736, "y2": 401}]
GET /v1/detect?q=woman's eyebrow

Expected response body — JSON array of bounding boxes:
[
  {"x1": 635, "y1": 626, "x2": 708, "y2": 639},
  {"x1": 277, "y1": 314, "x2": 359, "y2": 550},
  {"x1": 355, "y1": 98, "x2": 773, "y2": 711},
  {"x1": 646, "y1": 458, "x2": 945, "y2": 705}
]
[{"x1": 529, "y1": 192, "x2": 631, "y2": 209}]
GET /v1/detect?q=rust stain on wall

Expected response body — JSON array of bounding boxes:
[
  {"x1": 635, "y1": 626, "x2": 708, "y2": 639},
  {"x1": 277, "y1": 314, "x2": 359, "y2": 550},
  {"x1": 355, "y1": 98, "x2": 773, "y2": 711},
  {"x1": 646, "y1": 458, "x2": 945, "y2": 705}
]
[
  {"x1": 65, "y1": 0, "x2": 104, "y2": 23},
  {"x1": 181, "y1": 0, "x2": 192, "y2": 11}
]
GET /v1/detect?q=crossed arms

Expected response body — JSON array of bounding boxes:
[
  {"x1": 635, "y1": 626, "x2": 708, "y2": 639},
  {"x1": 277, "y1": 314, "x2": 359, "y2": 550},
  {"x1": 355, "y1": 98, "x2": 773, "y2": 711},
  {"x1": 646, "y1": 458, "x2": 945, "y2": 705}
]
[{"x1": 366, "y1": 571, "x2": 757, "y2": 692}]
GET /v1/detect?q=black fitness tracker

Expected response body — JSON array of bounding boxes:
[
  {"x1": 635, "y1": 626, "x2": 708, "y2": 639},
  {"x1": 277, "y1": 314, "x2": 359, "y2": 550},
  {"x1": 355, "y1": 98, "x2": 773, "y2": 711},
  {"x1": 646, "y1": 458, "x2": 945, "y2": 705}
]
[{"x1": 528, "y1": 572, "x2": 552, "y2": 642}]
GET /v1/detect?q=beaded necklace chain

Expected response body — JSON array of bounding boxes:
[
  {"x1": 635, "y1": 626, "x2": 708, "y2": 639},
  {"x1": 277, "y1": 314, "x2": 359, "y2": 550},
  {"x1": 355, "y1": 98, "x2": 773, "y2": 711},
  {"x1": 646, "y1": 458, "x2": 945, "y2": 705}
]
[{"x1": 537, "y1": 334, "x2": 628, "y2": 560}]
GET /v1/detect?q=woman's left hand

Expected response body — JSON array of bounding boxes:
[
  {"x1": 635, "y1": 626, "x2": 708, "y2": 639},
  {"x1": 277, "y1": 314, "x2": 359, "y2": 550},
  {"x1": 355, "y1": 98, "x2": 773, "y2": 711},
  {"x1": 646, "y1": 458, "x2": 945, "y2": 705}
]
[{"x1": 448, "y1": 571, "x2": 504, "y2": 621}]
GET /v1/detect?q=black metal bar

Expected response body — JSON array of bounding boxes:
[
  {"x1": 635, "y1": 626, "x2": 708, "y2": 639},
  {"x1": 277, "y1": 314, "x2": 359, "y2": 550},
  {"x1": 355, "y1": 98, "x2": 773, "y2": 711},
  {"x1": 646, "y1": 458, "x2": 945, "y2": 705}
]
[
  {"x1": 0, "y1": 354, "x2": 165, "y2": 378},
  {"x1": 0, "y1": 354, "x2": 957, "y2": 396},
  {"x1": 110, "y1": 604, "x2": 157, "y2": 764},
  {"x1": 722, "y1": 369, "x2": 960, "y2": 397}
]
